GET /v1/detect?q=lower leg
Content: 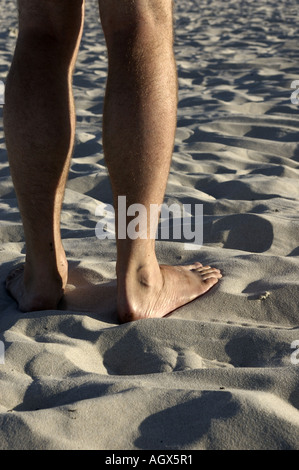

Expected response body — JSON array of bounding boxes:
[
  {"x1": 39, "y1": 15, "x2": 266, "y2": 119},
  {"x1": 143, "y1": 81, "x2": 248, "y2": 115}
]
[
  {"x1": 100, "y1": 1, "x2": 222, "y2": 322},
  {"x1": 4, "y1": 0, "x2": 84, "y2": 311},
  {"x1": 101, "y1": 4, "x2": 177, "y2": 266}
]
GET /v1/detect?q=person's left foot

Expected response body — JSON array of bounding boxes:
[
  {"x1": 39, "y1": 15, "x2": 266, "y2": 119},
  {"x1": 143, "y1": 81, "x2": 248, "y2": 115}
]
[{"x1": 117, "y1": 261, "x2": 222, "y2": 323}]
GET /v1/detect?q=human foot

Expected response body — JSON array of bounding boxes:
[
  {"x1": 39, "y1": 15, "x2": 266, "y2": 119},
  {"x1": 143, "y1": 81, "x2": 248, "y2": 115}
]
[
  {"x1": 6, "y1": 256, "x2": 68, "y2": 312},
  {"x1": 117, "y1": 261, "x2": 222, "y2": 323}
]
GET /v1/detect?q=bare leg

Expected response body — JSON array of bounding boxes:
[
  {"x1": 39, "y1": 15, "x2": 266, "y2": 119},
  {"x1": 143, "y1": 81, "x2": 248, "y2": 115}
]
[
  {"x1": 4, "y1": 0, "x2": 84, "y2": 311},
  {"x1": 99, "y1": 0, "x2": 222, "y2": 322}
]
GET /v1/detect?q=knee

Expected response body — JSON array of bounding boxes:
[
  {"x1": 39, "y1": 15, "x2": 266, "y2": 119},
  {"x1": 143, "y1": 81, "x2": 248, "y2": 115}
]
[
  {"x1": 99, "y1": 0, "x2": 173, "y2": 42},
  {"x1": 17, "y1": 0, "x2": 84, "y2": 56}
]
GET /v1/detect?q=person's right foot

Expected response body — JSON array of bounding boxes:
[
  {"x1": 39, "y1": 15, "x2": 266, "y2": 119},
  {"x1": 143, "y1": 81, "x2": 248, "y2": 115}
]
[
  {"x1": 117, "y1": 261, "x2": 222, "y2": 323},
  {"x1": 6, "y1": 254, "x2": 68, "y2": 312}
]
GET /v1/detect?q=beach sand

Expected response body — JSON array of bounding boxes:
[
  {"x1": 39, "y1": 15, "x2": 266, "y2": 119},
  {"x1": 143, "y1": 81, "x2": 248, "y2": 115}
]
[{"x1": 0, "y1": 0, "x2": 298, "y2": 450}]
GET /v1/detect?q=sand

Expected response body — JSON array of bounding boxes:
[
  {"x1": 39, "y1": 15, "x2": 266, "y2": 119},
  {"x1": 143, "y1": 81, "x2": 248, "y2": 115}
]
[{"x1": 0, "y1": 0, "x2": 298, "y2": 450}]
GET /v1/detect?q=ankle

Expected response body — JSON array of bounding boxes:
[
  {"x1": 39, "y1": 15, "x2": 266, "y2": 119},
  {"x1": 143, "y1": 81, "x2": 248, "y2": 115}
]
[
  {"x1": 116, "y1": 248, "x2": 160, "y2": 283},
  {"x1": 24, "y1": 249, "x2": 68, "y2": 288},
  {"x1": 117, "y1": 261, "x2": 166, "y2": 323}
]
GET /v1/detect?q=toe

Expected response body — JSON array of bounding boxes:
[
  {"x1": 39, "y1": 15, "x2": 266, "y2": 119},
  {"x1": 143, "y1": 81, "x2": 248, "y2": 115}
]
[
  {"x1": 187, "y1": 262, "x2": 203, "y2": 270},
  {"x1": 195, "y1": 265, "x2": 211, "y2": 272},
  {"x1": 202, "y1": 270, "x2": 222, "y2": 280},
  {"x1": 196, "y1": 266, "x2": 222, "y2": 279}
]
